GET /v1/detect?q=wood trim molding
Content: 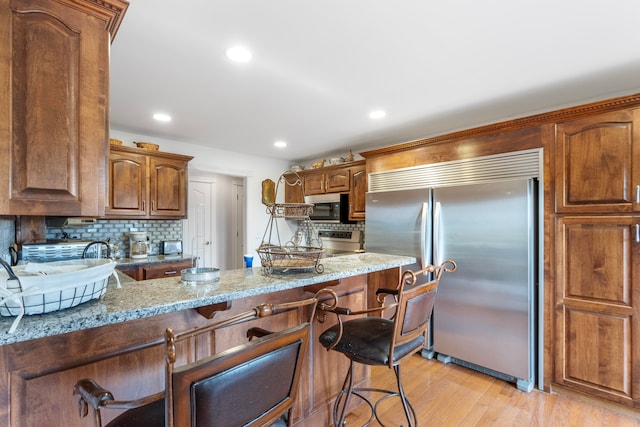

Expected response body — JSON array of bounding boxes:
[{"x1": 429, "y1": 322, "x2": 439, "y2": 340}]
[
  {"x1": 360, "y1": 93, "x2": 640, "y2": 158},
  {"x1": 110, "y1": 144, "x2": 194, "y2": 162},
  {"x1": 58, "y1": 0, "x2": 129, "y2": 40}
]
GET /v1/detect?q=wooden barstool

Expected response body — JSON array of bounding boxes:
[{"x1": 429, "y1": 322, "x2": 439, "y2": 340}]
[{"x1": 317, "y1": 261, "x2": 456, "y2": 426}]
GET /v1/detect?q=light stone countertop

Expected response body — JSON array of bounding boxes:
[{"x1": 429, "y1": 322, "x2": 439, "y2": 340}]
[
  {"x1": 115, "y1": 254, "x2": 195, "y2": 266},
  {"x1": 0, "y1": 253, "x2": 415, "y2": 346}
]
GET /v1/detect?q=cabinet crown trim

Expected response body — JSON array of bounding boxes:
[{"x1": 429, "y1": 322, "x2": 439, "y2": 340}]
[{"x1": 360, "y1": 93, "x2": 640, "y2": 158}]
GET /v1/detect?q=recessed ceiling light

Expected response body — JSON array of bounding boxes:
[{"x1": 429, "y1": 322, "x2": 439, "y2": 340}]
[
  {"x1": 274, "y1": 141, "x2": 287, "y2": 148},
  {"x1": 226, "y1": 46, "x2": 252, "y2": 63},
  {"x1": 369, "y1": 110, "x2": 386, "y2": 119},
  {"x1": 153, "y1": 113, "x2": 172, "y2": 122}
]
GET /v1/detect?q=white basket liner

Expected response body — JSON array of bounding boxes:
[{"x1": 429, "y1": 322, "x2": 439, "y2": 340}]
[{"x1": 0, "y1": 259, "x2": 119, "y2": 333}]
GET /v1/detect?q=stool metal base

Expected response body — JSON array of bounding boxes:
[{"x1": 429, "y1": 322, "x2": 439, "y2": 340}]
[{"x1": 333, "y1": 361, "x2": 417, "y2": 427}]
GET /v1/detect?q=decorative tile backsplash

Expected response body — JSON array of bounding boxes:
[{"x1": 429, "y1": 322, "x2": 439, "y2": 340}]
[
  {"x1": 308, "y1": 221, "x2": 364, "y2": 233},
  {"x1": 45, "y1": 219, "x2": 183, "y2": 257},
  {"x1": 0, "y1": 217, "x2": 15, "y2": 264},
  {"x1": 0, "y1": 218, "x2": 365, "y2": 262}
]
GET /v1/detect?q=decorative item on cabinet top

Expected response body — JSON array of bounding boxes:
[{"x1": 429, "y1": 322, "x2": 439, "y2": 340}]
[
  {"x1": 134, "y1": 141, "x2": 159, "y2": 151},
  {"x1": 261, "y1": 179, "x2": 275, "y2": 206}
]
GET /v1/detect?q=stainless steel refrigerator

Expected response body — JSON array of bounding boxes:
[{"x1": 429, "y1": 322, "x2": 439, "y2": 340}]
[{"x1": 365, "y1": 179, "x2": 536, "y2": 391}]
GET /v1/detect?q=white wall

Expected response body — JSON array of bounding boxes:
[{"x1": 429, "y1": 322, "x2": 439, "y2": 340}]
[{"x1": 109, "y1": 129, "x2": 291, "y2": 265}]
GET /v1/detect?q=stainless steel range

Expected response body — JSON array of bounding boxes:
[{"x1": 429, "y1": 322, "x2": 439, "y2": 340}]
[
  {"x1": 317, "y1": 230, "x2": 363, "y2": 257},
  {"x1": 21, "y1": 240, "x2": 94, "y2": 262}
]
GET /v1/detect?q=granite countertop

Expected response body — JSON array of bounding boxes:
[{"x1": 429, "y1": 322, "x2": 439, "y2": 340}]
[
  {"x1": 115, "y1": 254, "x2": 195, "y2": 266},
  {"x1": 0, "y1": 253, "x2": 415, "y2": 346}
]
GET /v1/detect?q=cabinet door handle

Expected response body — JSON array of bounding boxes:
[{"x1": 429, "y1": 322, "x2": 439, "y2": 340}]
[
  {"x1": 636, "y1": 224, "x2": 640, "y2": 243},
  {"x1": 142, "y1": 200, "x2": 145, "y2": 211},
  {"x1": 636, "y1": 185, "x2": 640, "y2": 204},
  {"x1": 164, "y1": 270, "x2": 177, "y2": 275}
]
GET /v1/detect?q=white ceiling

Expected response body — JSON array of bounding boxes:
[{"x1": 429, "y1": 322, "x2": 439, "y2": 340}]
[{"x1": 109, "y1": 0, "x2": 640, "y2": 162}]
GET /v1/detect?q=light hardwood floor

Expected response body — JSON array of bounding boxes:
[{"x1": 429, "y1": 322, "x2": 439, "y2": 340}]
[{"x1": 342, "y1": 353, "x2": 640, "y2": 426}]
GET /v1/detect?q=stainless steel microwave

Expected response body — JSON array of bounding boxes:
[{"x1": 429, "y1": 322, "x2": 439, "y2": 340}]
[{"x1": 305, "y1": 194, "x2": 353, "y2": 223}]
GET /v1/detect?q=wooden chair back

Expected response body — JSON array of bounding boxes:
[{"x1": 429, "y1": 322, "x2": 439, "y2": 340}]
[
  {"x1": 74, "y1": 292, "x2": 332, "y2": 427},
  {"x1": 389, "y1": 276, "x2": 438, "y2": 366},
  {"x1": 167, "y1": 321, "x2": 309, "y2": 427}
]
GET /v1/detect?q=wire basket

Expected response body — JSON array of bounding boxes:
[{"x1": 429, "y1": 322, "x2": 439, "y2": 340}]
[
  {"x1": 257, "y1": 243, "x2": 325, "y2": 274},
  {"x1": 257, "y1": 171, "x2": 324, "y2": 274},
  {"x1": 0, "y1": 258, "x2": 117, "y2": 332}
]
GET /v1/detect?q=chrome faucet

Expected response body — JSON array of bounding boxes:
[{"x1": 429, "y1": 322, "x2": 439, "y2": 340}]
[{"x1": 82, "y1": 241, "x2": 111, "y2": 259}]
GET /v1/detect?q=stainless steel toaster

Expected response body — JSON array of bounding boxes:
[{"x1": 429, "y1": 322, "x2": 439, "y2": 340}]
[{"x1": 161, "y1": 240, "x2": 183, "y2": 255}]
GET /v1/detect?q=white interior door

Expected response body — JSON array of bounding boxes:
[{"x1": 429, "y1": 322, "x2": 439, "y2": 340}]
[
  {"x1": 184, "y1": 180, "x2": 214, "y2": 268},
  {"x1": 231, "y1": 179, "x2": 245, "y2": 269}
]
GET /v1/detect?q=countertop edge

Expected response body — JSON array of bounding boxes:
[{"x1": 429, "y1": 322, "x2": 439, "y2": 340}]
[{"x1": 0, "y1": 253, "x2": 415, "y2": 345}]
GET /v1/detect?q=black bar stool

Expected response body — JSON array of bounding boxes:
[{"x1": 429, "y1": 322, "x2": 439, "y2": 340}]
[{"x1": 318, "y1": 261, "x2": 456, "y2": 426}]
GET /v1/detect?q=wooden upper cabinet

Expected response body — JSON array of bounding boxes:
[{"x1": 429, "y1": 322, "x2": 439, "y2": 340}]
[
  {"x1": 555, "y1": 109, "x2": 640, "y2": 213},
  {"x1": 0, "y1": 0, "x2": 128, "y2": 216},
  {"x1": 149, "y1": 156, "x2": 189, "y2": 217},
  {"x1": 303, "y1": 166, "x2": 351, "y2": 195},
  {"x1": 325, "y1": 167, "x2": 350, "y2": 192},
  {"x1": 303, "y1": 173, "x2": 326, "y2": 195},
  {"x1": 349, "y1": 162, "x2": 366, "y2": 221},
  {"x1": 107, "y1": 149, "x2": 146, "y2": 216},
  {"x1": 284, "y1": 163, "x2": 365, "y2": 213},
  {"x1": 106, "y1": 146, "x2": 192, "y2": 219}
]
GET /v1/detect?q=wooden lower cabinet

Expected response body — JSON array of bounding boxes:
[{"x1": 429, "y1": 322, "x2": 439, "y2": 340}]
[
  {"x1": 554, "y1": 215, "x2": 640, "y2": 406},
  {"x1": 142, "y1": 261, "x2": 192, "y2": 280},
  {"x1": 0, "y1": 274, "x2": 374, "y2": 426},
  {"x1": 117, "y1": 260, "x2": 193, "y2": 281}
]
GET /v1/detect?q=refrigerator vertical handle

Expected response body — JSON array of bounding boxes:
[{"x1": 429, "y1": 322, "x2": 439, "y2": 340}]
[
  {"x1": 420, "y1": 202, "x2": 429, "y2": 268},
  {"x1": 433, "y1": 201, "x2": 441, "y2": 266}
]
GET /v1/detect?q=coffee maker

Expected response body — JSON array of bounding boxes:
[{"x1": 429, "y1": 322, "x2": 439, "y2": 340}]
[{"x1": 129, "y1": 231, "x2": 149, "y2": 259}]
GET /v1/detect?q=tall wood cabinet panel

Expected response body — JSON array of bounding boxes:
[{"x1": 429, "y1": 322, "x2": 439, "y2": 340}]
[
  {"x1": 106, "y1": 146, "x2": 192, "y2": 219},
  {"x1": 554, "y1": 107, "x2": 640, "y2": 407},
  {"x1": 555, "y1": 109, "x2": 640, "y2": 213},
  {"x1": 348, "y1": 162, "x2": 366, "y2": 221},
  {"x1": 554, "y1": 215, "x2": 640, "y2": 405},
  {"x1": 0, "y1": 0, "x2": 128, "y2": 216}
]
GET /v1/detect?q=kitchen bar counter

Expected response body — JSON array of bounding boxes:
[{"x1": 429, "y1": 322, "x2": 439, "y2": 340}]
[
  {"x1": 0, "y1": 252, "x2": 414, "y2": 345},
  {"x1": 0, "y1": 252, "x2": 414, "y2": 427}
]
